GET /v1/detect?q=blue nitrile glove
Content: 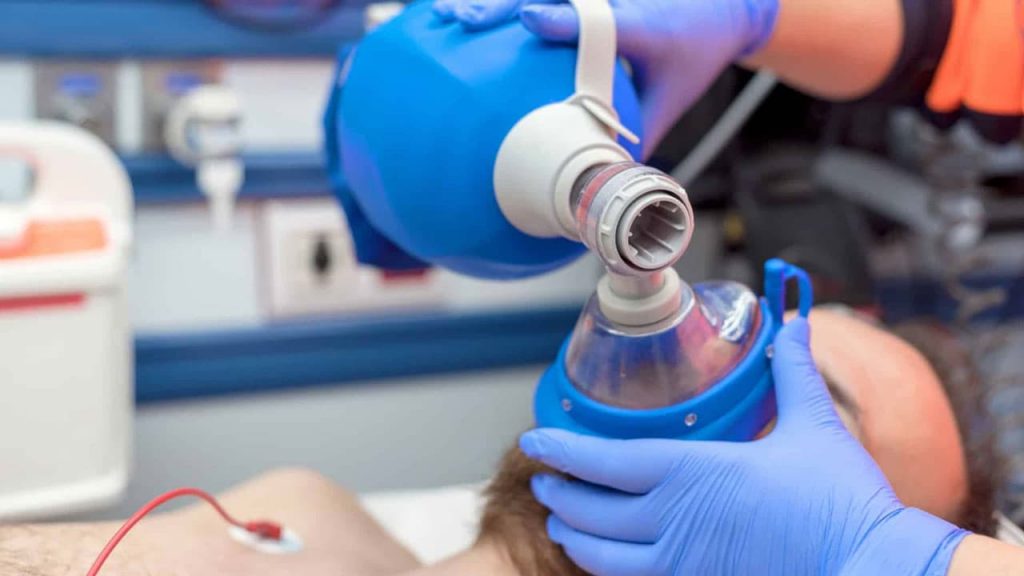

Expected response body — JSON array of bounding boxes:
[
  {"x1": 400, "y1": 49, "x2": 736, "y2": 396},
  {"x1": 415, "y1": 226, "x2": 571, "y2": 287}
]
[
  {"x1": 520, "y1": 318, "x2": 970, "y2": 576},
  {"x1": 432, "y1": 0, "x2": 779, "y2": 158}
]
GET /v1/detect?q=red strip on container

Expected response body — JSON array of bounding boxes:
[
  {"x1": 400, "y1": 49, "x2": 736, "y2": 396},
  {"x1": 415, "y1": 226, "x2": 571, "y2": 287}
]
[{"x1": 0, "y1": 293, "x2": 85, "y2": 313}]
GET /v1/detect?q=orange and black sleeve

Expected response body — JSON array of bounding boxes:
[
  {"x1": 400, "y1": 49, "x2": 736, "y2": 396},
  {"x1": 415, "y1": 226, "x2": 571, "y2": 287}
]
[{"x1": 864, "y1": 0, "x2": 1023, "y2": 144}]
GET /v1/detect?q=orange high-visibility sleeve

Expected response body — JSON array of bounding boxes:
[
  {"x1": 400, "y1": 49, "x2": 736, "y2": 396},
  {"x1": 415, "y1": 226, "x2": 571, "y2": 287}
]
[
  {"x1": 926, "y1": 0, "x2": 976, "y2": 113},
  {"x1": 927, "y1": 0, "x2": 1024, "y2": 134}
]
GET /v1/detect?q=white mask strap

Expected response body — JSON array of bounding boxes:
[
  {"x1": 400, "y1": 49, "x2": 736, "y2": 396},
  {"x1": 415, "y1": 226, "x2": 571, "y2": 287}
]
[{"x1": 567, "y1": 0, "x2": 639, "y2": 144}]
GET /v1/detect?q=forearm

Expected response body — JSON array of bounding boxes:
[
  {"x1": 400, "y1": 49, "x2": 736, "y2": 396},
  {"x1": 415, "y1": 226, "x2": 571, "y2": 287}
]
[
  {"x1": 0, "y1": 470, "x2": 422, "y2": 576},
  {"x1": 0, "y1": 521, "x2": 175, "y2": 576},
  {"x1": 948, "y1": 535, "x2": 1024, "y2": 575},
  {"x1": 743, "y1": 0, "x2": 904, "y2": 100}
]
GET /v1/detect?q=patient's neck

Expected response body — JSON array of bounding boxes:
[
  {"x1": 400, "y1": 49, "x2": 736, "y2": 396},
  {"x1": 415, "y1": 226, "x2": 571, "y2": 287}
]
[{"x1": 400, "y1": 541, "x2": 520, "y2": 576}]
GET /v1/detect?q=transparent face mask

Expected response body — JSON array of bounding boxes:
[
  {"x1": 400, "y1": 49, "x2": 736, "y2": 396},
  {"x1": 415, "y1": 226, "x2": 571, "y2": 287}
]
[{"x1": 566, "y1": 280, "x2": 763, "y2": 410}]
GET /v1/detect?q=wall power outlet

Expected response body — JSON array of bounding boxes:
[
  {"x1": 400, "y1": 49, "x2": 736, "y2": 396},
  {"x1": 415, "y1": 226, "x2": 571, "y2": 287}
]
[{"x1": 261, "y1": 198, "x2": 440, "y2": 319}]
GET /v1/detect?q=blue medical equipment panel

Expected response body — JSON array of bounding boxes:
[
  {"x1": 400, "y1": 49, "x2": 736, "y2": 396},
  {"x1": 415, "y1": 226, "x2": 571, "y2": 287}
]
[{"x1": 0, "y1": 0, "x2": 365, "y2": 57}]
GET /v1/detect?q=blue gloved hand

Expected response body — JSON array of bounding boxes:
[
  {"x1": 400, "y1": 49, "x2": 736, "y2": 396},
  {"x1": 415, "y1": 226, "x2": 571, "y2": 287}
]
[
  {"x1": 432, "y1": 0, "x2": 779, "y2": 158},
  {"x1": 520, "y1": 318, "x2": 970, "y2": 576}
]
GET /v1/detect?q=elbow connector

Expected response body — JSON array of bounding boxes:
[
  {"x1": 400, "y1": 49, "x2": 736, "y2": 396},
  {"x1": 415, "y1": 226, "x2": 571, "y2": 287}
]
[{"x1": 572, "y1": 162, "x2": 693, "y2": 276}]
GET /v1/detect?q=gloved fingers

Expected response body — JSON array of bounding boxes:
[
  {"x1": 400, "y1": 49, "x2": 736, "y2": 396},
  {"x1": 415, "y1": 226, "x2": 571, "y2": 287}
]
[
  {"x1": 519, "y1": 0, "x2": 670, "y2": 158},
  {"x1": 432, "y1": 0, "x2": 459, "y2": 21},
  {"x1": 450, "y1": 0, "x2": 524, "y2": 30},
  {"x1": 635, "y1": 78, "x2": 689, "y2": 160},
  {"x1": 520, "y1": 3, "x2": 578, "y2": 41},
  {"x1": 520, "y1": 429, "x2": 676, "y2": 494},
  {"x1": 771, "y1": 318, "x2": 844, "y2": 431},
  {"x1": 547, "y1": 515, "x2": 660, "y2": 576},
  {"x1": 519, "y1": 2, "x2": 647, "y2": 56},
  {"x1": 532, "y1": 474, "x2": 660, "y2": 543}
]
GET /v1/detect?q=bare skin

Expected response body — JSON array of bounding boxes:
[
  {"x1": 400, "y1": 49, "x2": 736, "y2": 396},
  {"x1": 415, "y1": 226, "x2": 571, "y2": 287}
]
[
  {"x1": 10, "y1": 469, "x2": 1020, "y2": 576},
  {"x1": 949, "y1": 534, "x2": 1024, "y2": 575},
  {"x1": 15, "y1": 490, "x2": 1019, "y2": 576},
  {"x1": 801, "y1": 309, "x2": 967, "y2": 521},
  {"x1": 744, "y1": 0, "x2": 903, "y2": 99},
  {"x1": 0, "y1": 468, "x2": 521, "y2": 576},
  {"x1": 0, "y1": 468, "x2": 420, "y2": 576},
  {"x1": 1, "y1": 308, "x2": 1016, "y2": 575}
]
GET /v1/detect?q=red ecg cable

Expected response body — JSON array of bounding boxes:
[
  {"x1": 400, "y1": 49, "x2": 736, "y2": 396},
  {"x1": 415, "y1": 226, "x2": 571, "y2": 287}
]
[{"x1": 86, "y1": 487, "x2": 283, "y2": 576}]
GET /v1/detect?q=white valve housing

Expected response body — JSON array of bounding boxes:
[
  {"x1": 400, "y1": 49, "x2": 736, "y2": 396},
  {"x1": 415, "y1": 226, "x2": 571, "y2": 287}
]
[{"x1": 493, "y1": 0, "x2": 638, "y2": 240}]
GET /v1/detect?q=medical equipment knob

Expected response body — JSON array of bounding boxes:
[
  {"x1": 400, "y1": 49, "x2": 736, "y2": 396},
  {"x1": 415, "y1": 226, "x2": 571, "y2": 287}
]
[
  {"x1": 164, "y1": 85, "x2": 244, "y2": 231},
  {"x1": 571, "y1": 162, "x2": 693, "y2": 277}
]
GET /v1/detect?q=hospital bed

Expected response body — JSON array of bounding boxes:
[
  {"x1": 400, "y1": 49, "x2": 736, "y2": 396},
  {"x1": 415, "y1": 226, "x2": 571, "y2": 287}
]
[{"x1": 361, "y1": 483, "x2": 1024, "y2": 562}]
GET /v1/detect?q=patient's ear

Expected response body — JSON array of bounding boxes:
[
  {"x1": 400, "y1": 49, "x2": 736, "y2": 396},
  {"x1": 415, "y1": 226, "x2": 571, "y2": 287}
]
[{"x1": 478, "y1": 446, "x2": 588, "y2": 576}]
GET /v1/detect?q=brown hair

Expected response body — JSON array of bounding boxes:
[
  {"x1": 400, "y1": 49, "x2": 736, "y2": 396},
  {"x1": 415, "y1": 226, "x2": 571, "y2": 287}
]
[
  {"x1": 890, "y1": 322, "x2": 1001, "y2": 536},
  {"x1": 477, "y1": 446, "x2": 587, "y2": 576}
]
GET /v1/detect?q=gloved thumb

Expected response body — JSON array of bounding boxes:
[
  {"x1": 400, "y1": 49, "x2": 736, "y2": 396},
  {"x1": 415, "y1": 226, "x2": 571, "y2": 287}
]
[
  {"x1": 520, "y1": 429, "x2": 679, "y2": 494},
  {"x1": 520, "y1": 1, "x2": 649, "y2": 56},
  {"x1": 635, "y1": 79, "x2": 684, "y2": 159},
  {"x1": 520, "y1": 3, "x2": 579, "y2": 42},
  {"x1": 450, "y1": 0, "x2": 524, "y2": 30},
  {"x1": 771, "y1": 318, "x2": 844, "y2": 431},
  {"x1": 521, "y1": 4, "x2": 669, "y2": 159}
]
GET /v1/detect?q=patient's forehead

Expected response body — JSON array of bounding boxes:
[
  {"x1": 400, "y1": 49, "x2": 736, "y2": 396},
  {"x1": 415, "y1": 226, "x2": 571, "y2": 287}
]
[{"x1": 806, "y1": 308, "x2": 968, "y2": 522}]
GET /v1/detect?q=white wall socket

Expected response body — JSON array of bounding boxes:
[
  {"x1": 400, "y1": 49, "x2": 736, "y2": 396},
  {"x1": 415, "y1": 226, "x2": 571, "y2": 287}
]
[{"x1": 260, "y1": 198, "x2": 440, "y2": 319}]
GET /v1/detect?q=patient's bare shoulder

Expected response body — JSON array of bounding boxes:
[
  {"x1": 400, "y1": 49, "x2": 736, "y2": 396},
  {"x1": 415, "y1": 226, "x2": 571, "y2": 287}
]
[
  {"x1": 0, "y1": 520, "x2": 164, "y2": 576},
  {"x1": 0, "y1": 468, "x2": 421, "y2": 576}
]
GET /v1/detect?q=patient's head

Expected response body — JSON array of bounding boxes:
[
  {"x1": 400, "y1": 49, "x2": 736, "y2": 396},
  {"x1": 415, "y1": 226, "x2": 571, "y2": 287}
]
[{"x1": 477, "y1": 307, "x2": 999, "y2": 576}]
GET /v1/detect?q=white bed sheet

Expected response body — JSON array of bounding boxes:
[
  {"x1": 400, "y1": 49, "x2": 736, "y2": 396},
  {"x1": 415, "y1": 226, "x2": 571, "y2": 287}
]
[
  {"x1": 361, "y1": 485, "x2": 1024, "y2": 565},
  {"x1": 360, "y1": 484, "x2": 487, "y2": 563}
]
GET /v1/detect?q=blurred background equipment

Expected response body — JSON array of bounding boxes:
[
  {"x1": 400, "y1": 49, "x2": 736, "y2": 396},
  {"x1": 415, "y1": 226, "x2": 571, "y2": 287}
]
[
  {"x1": 657, "y1": 71, "x2": 1024, "y2": 522},
  {"x1": 0, "y1": 121, "x2": 132, "y2": 520},
  {"x1": 0, "y1": 0, "x2": 602, "y2": 521},
  {"x1": 1, "y1": 0, "x2": 1023, "y2": 528},
  {"x1": 163, "y1": 83, "x2": 244, "y2": 231}
]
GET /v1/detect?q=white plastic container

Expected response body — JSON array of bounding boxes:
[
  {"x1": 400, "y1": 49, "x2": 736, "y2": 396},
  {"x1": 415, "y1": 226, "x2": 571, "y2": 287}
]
[{"x1": 0, "y1": 122, "x2": 132, "y2": 520}]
